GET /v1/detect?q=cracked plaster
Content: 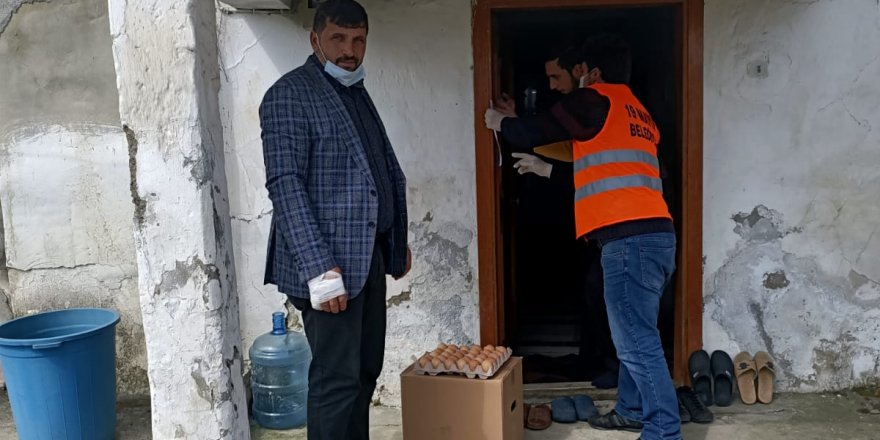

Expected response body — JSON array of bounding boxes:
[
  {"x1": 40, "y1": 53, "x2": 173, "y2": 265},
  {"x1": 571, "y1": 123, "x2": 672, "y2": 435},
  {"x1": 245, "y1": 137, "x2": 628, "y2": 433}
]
[
  {"x1": 703, "y1": 0, "x2": 880, "y2": 391},
  {"x1": 3, "y1": 0, "x2": 878, "y2": 425},
  {"x1": 110, "y1": 0, "x2": 248, "y2": 436}
]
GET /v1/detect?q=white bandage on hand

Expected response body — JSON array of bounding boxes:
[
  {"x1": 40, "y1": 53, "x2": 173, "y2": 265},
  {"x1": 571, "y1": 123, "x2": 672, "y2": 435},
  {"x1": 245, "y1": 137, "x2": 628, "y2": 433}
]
[{"x1": 307, "y1": 270, "x2": 346, "y2": 310}]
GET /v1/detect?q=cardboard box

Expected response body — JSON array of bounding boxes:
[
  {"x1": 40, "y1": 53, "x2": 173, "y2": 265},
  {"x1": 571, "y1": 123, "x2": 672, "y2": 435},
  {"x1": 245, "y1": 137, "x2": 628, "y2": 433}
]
[{"x1": 401, "y1": 356, "x2": 523, "y2": 440}]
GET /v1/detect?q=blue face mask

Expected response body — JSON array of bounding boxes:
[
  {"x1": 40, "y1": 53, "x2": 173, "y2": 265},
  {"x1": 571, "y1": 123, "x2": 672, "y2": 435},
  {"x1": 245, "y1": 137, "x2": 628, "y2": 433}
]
[{"x1": 316, "y1": 38, "x2": 366, "y2": 87}]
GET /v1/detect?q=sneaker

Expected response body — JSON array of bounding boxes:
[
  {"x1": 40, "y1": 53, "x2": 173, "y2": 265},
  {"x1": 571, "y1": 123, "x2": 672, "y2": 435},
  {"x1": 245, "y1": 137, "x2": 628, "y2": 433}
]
[
  {"x1": 587, "y1": 409, "x2": 643, "y2": 432},
  {"x1": 679, "y1": 396, "x2": 691, "y2": 424},
  {"x1": 677, "y1": 386, "x2": 714, "y2": 424}
]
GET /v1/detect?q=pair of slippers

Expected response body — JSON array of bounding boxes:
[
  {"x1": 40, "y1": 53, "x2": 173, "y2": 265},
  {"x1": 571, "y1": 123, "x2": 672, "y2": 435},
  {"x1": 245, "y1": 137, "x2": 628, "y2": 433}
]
[
  {"x1": 688, "y1": 350, "x2": 735, "y2": 407},
  {"x1": 734, "y1": 351, "x2": 775, "y2": 405},
  {"x1": 523, "y1": 395, "x2": 598, "y2": 430}
]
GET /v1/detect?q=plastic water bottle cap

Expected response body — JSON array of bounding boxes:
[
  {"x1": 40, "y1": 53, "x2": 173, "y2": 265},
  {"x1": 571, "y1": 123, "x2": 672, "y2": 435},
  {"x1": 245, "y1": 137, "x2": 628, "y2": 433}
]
[{"x1": 271, "y1": 312, "x2": 287, "y2": 335}]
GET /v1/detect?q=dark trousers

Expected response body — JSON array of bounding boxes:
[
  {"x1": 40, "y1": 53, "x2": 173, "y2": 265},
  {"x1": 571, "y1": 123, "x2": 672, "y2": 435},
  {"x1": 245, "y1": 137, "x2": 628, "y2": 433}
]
[
  {"x1": 291, "y1": 243, "x2": 386, "y2": 440},
  {"x1": 578, "y1": 240, "x2": 618, "y2": 372}
]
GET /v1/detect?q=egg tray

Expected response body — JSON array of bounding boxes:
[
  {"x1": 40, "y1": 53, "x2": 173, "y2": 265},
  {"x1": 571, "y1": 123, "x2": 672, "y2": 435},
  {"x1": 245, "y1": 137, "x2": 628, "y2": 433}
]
[{"x1": 413, "y1": 345, "x2": 514, "y2": 380}]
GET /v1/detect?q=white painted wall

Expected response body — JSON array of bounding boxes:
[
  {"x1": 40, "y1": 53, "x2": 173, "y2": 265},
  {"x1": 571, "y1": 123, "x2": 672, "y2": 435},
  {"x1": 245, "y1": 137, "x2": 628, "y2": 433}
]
[
  {"x1": 109, "y1": 0, "x2": 250, "y2": 435},
  {"x1": 0, "y1": 0, "x2": 146, "y2": 395},
  {"x1": 217, "y1": 0, "x2": 479, "y2": 405},
  {"x1": 2, "y1": 0, "x2": 877, "y2": 408},
  {"x1": 220, "y1": 0, "x2": 880, "y2": 399},
  {"x1": 703, "y1": 0, "x2": 880, "y2": 391}
]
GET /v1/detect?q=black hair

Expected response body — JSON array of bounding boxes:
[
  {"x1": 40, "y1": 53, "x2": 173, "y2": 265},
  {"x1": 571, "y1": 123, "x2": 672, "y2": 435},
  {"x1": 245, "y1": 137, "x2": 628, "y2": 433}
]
[
  {"x1": 544, "y1": 44, "x2": 584, "y2": 73},
  {"x1": 313, "y1": 0, "x2": 369, "y2": 33},
  {"x1": 581, "y1": 34, "x2": 632, "y2": 84}
]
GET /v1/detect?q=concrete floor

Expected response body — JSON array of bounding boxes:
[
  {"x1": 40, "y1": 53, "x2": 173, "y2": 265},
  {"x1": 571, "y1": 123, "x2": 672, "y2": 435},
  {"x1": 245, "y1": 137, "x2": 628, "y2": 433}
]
[{"x1": 1, "y1": 390, "x2": 880, "y2": 439}]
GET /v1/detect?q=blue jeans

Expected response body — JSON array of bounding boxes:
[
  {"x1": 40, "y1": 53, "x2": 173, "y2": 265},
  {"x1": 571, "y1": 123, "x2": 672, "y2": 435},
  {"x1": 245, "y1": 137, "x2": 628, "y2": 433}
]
[{"x1": 600, "y1": 232, "x2": 680, "y2": 440}]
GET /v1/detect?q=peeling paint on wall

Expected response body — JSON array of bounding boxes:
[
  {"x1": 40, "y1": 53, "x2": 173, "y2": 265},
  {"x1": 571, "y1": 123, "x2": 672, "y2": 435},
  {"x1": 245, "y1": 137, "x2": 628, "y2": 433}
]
[
  {"x1": 124, "y1": 125, "x2": 148, "y2": 228},
  {"x1": 0, "y1": 0, "x2": 146, "y2": 394},
  {"x1": 705, "y1": 204, "x2": 880, "y2": 390},
  {"x1": 703, "y1": 0, "x2": 880, "y2": 391},
  {"x1": 0, "y1": 199, "x2": 8, "y2": 311},
  {"x1": 110, "y1": 0, "x2": 250, "y2": 434},
  {"x1": 0, "y1": 0, "x2": 50, "y2": 35}
]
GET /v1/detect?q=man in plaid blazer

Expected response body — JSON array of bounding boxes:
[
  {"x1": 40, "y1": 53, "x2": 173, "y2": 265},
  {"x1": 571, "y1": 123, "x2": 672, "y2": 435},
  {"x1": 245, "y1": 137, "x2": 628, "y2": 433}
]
[{"x1": 260, "y1": 1, "x2": 409, "y2": 438}]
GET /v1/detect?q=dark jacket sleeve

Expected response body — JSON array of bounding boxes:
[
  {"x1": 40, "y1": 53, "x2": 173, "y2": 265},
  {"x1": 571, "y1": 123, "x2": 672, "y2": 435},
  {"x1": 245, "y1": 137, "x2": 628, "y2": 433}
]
[
  {"x1": 499, "y1": 114, "x2": 569, "y2": 152},
  {"x1": 549, "y1": 159, "x2": 573, "y2": 185},
  {"x1": 499, "y1": 88, "x2": 611, "y2": 151},
  {"x1": 260, "y1": 80, "x2": 337, "y2": 282}
]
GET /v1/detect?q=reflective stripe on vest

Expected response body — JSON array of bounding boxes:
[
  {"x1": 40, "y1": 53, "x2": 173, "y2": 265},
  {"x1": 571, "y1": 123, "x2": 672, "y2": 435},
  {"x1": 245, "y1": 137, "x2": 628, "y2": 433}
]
[
  {"x1": 573, "y1": 149, "x2": 660, "y2": 174},
  {"x1": 575, "y1": 174, "x2": 663, "y2": 201}
]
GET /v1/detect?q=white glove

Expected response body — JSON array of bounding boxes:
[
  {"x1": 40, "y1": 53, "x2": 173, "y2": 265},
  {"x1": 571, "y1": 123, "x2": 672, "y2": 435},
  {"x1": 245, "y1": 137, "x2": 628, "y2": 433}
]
[
  {"x1": 484, "y1": 108, "x2": 506, "y2": 131},
  {"x1": 512, "y1": 153, "x2": 552, "y2": 178},
  {"x1": 307, "y1": 270, "x2": 346, "y2": 310}
]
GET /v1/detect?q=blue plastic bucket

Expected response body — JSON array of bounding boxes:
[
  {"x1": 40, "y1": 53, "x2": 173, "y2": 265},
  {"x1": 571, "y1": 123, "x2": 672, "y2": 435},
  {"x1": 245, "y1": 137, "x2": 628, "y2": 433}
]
[{"x1": 0, "y1": 308, "x2": 120, "y2": 440}]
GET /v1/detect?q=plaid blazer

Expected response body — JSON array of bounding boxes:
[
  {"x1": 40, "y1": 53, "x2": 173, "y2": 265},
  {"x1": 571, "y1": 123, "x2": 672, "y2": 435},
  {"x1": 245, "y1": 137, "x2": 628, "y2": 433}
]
[{"x1": 260, "y1": 57, "x2": 408, "y2": 300}]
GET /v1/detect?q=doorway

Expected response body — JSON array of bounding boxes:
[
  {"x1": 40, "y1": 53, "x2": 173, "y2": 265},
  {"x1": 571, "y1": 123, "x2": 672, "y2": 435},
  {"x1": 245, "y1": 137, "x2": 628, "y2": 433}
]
[{"x1": 472, "y1": 0, "x2": 703, "y2": 385}]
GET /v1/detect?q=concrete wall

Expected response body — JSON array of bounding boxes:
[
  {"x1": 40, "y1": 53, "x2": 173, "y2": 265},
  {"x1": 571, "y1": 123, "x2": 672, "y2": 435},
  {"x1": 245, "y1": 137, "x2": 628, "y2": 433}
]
[
  {"x1": 217, "y1": 0, "x2": 479, "y2": 405},
  {"x1": 703, "y1": 0, "x2": 880, "y2": 391},
  {"x1": 221, "y1": 0, "x2": 880, "y2": 401},
  {"x1": 0, "y1": 0, "x2": 147, "y2": 395},
  {"x1": 2, "y1": 0, "x2": 878, "y2": 405}
]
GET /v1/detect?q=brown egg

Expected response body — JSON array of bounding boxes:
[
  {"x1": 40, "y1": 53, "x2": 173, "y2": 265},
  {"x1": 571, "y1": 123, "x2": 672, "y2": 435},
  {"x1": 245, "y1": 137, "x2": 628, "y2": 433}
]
[
  {"x1": 456, "y1": 358, "x2": 468, "y2": 370},
  {"x1": 431, "y1": 357, "x2": 443, "y2": 369},
  {"x1": 438, "y1": 343, "x2": 448, "y2": 350},
  {"x1": 444, "y1": 358, "x2": 457, "y2": 370},
  {"x1": 486, "y1": 352, "x2": 499, "y2": 361},
  {"x1": 481, "y1": 359, "x2": 493, "y2": 372},
  {"x1": 418, "y1": 355, "x2": 431, "y2": 368},
  {"x1": 467, "y1": 359, "x2": 479, "y2": 371},
  {"x1": 484, "y1": 345, "x2": 495, "y2": 352},
  {"x1": 495, "y1": 346, "x2": 507, "y2": 354},
  {"x1": 470, "y1": 344, "x2": 482, "y2": 352}
]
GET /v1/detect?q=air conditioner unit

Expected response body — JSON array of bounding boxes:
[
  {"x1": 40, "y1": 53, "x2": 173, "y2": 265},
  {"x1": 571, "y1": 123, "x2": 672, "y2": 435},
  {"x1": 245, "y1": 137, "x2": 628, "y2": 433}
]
[{"x1": 219, "y1": 0, "x2": 294, "y2": 10}]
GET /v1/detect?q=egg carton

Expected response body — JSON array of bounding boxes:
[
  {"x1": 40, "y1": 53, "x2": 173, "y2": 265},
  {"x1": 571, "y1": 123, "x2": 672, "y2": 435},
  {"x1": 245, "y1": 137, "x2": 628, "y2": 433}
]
[{"x1": 413, "y1": 347, "x2": 513, "y2": 380}]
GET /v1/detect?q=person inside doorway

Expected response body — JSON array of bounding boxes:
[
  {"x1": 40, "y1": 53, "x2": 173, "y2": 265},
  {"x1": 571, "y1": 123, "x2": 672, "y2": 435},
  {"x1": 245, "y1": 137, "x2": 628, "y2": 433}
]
[
  {"x1": 486, "y1": 34, "x2": 681, "y2": 440},
  {"x1": 493, "y1": 43, "x2": 621, "y2": 389}
]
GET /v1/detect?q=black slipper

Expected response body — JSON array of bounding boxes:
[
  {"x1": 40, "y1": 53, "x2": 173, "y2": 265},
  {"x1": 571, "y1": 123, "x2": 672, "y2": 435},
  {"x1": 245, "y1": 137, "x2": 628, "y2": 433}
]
[
  {"x1": 711, "y1": 350, "x2": 736, "y2": 407},
  {"x1": 688, "y1": 349, "x2": 713, "y2": 406}
]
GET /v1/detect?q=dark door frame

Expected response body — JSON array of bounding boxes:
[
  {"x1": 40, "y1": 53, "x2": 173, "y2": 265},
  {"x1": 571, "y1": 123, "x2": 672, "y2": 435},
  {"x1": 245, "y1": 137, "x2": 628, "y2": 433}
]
[{"x1": 472, "y1": 0, "x2": 703, "y2": 384}]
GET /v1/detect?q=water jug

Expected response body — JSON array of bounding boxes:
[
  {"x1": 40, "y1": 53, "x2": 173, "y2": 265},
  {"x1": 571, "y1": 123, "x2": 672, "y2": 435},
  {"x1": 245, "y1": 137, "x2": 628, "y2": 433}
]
[{"x1": 250, "y1": 312, "x2": 311, "y2": 429}]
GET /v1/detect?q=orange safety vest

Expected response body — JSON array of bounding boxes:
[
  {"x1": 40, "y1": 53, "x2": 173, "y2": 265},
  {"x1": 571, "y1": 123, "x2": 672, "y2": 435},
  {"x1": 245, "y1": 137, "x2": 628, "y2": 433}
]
[{"x1": 573, "y1": 83, "x2": 671, "y2": 238}]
